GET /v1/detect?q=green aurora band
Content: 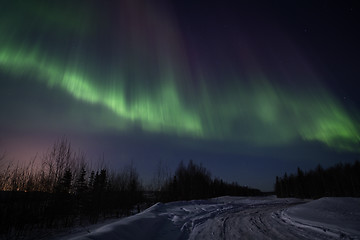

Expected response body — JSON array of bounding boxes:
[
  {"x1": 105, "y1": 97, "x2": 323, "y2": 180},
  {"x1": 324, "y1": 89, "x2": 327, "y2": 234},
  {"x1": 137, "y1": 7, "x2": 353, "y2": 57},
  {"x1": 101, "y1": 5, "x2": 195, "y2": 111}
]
[{"x1": 0, "y1": 1, "x2": 359, "y2": 152}]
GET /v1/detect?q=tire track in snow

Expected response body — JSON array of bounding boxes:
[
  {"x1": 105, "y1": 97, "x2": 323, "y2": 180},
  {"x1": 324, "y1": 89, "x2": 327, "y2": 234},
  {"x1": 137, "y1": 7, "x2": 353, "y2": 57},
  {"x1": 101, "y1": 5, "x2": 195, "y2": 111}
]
[{"x1": 190, "y1": 202, "x2": 348, "y2": 239}]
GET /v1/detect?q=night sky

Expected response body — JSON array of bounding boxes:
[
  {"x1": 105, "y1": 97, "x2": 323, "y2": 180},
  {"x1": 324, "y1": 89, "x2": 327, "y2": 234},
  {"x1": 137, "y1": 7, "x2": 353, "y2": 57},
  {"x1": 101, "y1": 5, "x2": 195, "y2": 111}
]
[{"x1": 1, "y1": 0, "x2": 359, "y2": 191}]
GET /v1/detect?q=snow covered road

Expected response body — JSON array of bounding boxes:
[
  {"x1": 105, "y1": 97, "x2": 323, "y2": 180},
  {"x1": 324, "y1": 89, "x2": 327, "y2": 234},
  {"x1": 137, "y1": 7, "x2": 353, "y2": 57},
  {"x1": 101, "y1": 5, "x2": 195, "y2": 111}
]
[
  {"x1": 63, "y1": 196, "x2": 360, "y2": 240},
  {"x1": 188, "y1": 200, "x2": 303, "y2": 239}
]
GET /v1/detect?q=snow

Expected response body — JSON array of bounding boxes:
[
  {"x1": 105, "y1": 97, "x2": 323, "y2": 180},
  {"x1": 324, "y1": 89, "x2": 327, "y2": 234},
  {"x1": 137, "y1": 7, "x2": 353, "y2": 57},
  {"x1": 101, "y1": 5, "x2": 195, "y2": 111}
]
[
  {"x1": 59, "y1": 196, "x2": 360, "y2": 240},
  {"x1": 283, "y1": 197, "x2": 360, "y2": 238}
]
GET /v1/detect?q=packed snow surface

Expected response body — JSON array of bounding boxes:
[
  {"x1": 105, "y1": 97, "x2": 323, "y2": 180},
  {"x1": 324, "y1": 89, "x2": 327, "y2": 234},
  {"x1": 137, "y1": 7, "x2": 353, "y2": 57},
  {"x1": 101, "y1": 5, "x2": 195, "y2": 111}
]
[{"x1": 62, "y1": 196, "x2": 360, "y2": 240}]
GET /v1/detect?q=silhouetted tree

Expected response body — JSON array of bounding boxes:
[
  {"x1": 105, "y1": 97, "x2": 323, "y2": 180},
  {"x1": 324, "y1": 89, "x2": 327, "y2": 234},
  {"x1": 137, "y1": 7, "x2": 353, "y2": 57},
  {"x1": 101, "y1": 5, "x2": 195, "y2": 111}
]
[
  {"x1": 75, "y1": 166, "x2": 87, "y2": 194},
  {"x1": 56, "y1": 168, "x2": 72, "y2": 193}
]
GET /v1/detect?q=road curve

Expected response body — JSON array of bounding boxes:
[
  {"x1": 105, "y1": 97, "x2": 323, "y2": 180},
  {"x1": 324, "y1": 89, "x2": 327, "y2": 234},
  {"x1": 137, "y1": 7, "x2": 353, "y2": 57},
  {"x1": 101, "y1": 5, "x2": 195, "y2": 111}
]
[
  {"x1": 63, "y1": 197, "x2": 359, "y2": 240},
  {"x1": 188, "y1": 202, "x2": 348, "y2": 240}
]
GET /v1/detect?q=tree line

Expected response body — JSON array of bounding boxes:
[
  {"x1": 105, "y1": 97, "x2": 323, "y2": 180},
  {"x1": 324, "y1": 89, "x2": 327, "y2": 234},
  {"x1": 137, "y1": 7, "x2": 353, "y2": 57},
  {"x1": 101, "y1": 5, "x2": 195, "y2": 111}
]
[
  {"x1": 275, "y1": 160, "x2": 360, "y2": 199},
  {"x1": 154, "y1": 160, "x2": 262, "y2": 202},
  {"x1": 0, "y1": 138, "x2": 142, "y2": 239},
  {"x1": 0, "y1": 138, "x2": 262, "y2": 239}
]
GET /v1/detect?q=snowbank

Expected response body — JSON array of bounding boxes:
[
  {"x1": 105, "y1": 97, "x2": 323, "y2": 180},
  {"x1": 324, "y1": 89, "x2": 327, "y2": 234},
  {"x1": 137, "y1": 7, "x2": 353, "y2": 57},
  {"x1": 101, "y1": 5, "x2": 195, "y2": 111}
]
[{"x1": 284, "y1": 197, "x2": 360, "y2": 237}]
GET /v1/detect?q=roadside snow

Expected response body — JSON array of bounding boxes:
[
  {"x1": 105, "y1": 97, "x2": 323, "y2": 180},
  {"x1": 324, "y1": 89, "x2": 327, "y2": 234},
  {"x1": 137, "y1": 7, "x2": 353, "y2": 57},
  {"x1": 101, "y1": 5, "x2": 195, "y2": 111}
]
[
  {"x1": 283, "y1": 197, "x2": 360, "y2": 238},
  {"x1": 59, "y1": 196, "x2": 360, "y2": 240}
]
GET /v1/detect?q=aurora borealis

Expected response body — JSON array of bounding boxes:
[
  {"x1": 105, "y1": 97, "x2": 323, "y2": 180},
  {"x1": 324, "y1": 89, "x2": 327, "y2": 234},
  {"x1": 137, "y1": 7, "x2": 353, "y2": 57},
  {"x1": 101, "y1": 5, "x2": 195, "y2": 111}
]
[{"x1": 1, "y1": 0, "x2": 359, "y2": 190}]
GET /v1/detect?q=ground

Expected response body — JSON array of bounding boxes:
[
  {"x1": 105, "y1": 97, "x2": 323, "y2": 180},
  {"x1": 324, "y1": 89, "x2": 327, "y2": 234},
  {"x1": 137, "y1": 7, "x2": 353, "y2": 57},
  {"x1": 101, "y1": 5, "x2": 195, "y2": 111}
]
[{"x1": 57, "y1": 196, "x2": 360, "y2": 240}]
